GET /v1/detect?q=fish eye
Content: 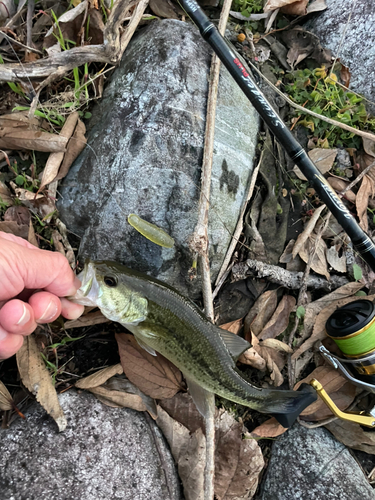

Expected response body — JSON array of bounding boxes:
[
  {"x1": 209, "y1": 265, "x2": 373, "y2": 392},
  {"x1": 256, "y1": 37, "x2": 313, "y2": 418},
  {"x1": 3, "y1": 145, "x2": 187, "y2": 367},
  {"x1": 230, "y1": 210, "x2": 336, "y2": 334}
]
[{"x1": 104, "y1": 275, "x2": 117, "y2": 287}]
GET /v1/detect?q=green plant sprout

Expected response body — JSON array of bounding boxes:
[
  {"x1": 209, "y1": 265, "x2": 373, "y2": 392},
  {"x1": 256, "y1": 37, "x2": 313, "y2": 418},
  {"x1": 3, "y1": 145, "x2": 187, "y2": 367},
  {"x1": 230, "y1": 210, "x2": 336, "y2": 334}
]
[
  {"x1": 285, "y1": 65, "x2": 375, "y2": 148},
  {"x1": 231, "y1": 0, "x2": 263, "y2": 18},
  {"x1": 41, "y1": 335, "x2": 83, "y2": 385}
]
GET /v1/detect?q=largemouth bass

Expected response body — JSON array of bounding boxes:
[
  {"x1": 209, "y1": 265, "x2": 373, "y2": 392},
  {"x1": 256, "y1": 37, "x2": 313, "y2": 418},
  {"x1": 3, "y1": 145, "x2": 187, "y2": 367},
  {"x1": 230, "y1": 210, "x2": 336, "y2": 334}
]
[{"x1": 71, "y1": 260, "x2": 316, "y2": 425}]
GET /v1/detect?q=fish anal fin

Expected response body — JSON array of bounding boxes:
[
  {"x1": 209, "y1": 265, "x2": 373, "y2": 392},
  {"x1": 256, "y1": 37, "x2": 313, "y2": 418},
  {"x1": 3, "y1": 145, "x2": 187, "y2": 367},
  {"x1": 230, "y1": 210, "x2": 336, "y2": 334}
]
[
  {"x1": 185, "y1": 375, "x2": 215, "y2": 418},
  {"x1": 134, "y1": 336, "x2": 157, "y2": 356},
  {"x1": 217, "y1": 327, "x2": 251, "y2": 361}
]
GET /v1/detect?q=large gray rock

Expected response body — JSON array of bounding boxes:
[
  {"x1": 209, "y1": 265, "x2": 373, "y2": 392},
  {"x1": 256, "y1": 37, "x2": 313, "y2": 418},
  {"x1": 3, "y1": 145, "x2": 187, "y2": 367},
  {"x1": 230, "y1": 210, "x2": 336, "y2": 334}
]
[
  {"x1": 0, "y1": 391, "x2": 181, "y2": 500},
  {"x1": 58, "y1": 19, "x2": 259, "y2": 297},
  {"x1": 306, "y1": 0, "x2": 375, "y2": 107},
  {"x1": 260, "y1": 424, "x2": 375, "y2": 500}
]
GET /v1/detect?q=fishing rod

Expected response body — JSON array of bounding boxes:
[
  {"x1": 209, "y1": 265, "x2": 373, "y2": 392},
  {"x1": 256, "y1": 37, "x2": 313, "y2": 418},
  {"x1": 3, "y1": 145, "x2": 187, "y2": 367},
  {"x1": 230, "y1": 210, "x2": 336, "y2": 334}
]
[
  {"x1": 178, "y1": 0, "x2": 375, "y2": 427},
  {"x1": 180, "y1": 0, "x2": 375, "y2": 273}
]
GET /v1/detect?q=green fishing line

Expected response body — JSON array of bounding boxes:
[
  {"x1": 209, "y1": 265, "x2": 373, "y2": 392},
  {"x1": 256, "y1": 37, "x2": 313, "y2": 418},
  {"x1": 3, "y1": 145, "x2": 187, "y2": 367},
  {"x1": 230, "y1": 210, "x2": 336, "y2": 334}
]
[{"x1": 333, "y1": 318, "x2": 375, "y2": 356}]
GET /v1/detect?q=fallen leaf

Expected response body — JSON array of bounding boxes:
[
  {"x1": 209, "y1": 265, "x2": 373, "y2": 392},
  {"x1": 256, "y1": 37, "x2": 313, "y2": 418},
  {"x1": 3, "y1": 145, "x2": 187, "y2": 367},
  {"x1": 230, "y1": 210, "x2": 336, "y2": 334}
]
[
  {"x1": 255, "y1": 345, "x2": 284, "y2": 386},
  {"x1": 251, "y1": 417, "x2": 287, "y2": 438},
  {"x1": 0, "y1": 129, "x2": 67, "y2": 152},
  {"x1": 75, "y1": 364, "x2": 123, "y2": 389},
  {"x1": 157, "y1": 405, "x2": 206, "y2": 500},
  {"x1": 295, "y1": 366, "x2": 356, "y2": 420},
  {"x1": 104, "y1": 376, "x2": 157, "y2": 418},
  {"x1": 40, "y1": 112, "x2": 79, "y2": 189},
  {"x1": 3, "y1": 206, "x2": 31, "y2": 226},
  {"x1": 258, "y1": 295, "x2": 296, "y2": 340},
  {"x1": 279, "y1": 239, "x2": 295, "y2": 263},
  {"x1": 356, "y1": 175, "x2": 374, "y2": 232},
  {"x1": 220, "y1": 318, "x2": 242, "y2": 334},
  {"x1": 0, "y1": 380, "x2": 13, "y2": 411},
  {"x1": 238, "y1": 347, "x2": 266, "y2": 370},
  {"x1": 149, "y1": 0, "x2": 179, "y2": 18},
  {"x1": 0, "y1": 111, "x2": 40, "y2": 128},
  {"x1": 56, "y1": 119, "x2": 86, "y2": 180},
  {"x1": 0, "y1": 221, "x2": 29, "y2": 239},
  {"x1": 214, "y1": 410, "x2": 264, "y2": 500},
  {"x1": 362, "y1": 137, "x2": 375, "y2": 158},
  {"x1": 264, "y1": 0, "x2": 301, "y2": 12},
  {"x1": 326, "y1": 245, "x2": 346, "y2": 273},
  {"x1": 159, "y1": 392, "x2": 206, "y2": 433},
  {"x1": 299, "y1": 233, "x2": 330, "y2": 280},
  {"x1": 64, "y1": 309, "x2": 110, "y2": 329},
  {"x1": 261, "y1": 338, "x2": 293, "y2": 353},
  {"x1": 292, "y1": 204, "x2": 326, "y2": 259},
  {"x1": 116, "y1": 333, "x2": 183, "y2": 399},
  {"x1": 16, "y1": 335, "x2": 66, "y2": 431},
  {"x1": 244, "y1": 290, "x2": 278, "y2": 339},
  {"x1": 44, "y1": 1, "x2": 87, "y2": 49},
  {"x1": 0, "y1": 181, "x2": 13, "y2": 206},
  {"x1": 306, "y1": 0, "x2": 327, "y2": 13},
  {"x1": 327, "y1": 177, "x2": 356, "y2": 203},
  {"x1": 280, "y1": 0, "x2": 308, "y2": 16},
  {"x1": 88, "y1": 385, "x2": 148, "y2": 412},
  {"x1": 325, "y1": 420, "x2": 375, "y2": 454},
  {"x1": 340, "y1": 63, "x2": 351, "y2": 88},
  {"x1": 292, "y1": 293, "x2": 375, "y2": 360}
]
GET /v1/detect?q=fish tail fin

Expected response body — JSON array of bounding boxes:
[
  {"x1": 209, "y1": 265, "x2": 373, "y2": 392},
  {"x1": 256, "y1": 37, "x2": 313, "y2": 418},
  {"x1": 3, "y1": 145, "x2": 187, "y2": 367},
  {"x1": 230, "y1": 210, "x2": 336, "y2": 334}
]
[{"x1": 272, "y1": 384, "x2": 317, "y2": 428}]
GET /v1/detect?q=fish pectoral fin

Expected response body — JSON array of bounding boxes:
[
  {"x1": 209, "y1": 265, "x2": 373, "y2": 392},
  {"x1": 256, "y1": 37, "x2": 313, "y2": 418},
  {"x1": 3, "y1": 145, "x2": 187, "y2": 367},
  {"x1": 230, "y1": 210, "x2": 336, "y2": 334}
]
[
  {"x1": 134, "y1": 336, "x2": 157, "y2": 356},
  {"x1": 185, "y1": 375, "x2": 215, "y2": 418},
  {"x1": 217, "y1": 327, "x2": 251, "y2": 361}
]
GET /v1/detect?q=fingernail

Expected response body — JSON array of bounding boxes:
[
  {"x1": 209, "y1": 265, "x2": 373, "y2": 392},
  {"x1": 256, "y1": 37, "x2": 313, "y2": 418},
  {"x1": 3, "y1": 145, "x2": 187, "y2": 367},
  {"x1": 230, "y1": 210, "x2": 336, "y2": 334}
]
[
  {"x1": 16, "y1": 304, "x2": 31, "y2": 326},
  {"x1": 38, "y1": 300, "x2": 58, "y2": 322}
]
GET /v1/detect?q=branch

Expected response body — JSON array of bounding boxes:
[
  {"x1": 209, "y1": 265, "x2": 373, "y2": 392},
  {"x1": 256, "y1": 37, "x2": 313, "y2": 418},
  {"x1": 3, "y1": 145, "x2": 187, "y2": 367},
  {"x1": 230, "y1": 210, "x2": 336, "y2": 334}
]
[{"x1": 232, "y1": 259, "x2": 348, "y2": 291}]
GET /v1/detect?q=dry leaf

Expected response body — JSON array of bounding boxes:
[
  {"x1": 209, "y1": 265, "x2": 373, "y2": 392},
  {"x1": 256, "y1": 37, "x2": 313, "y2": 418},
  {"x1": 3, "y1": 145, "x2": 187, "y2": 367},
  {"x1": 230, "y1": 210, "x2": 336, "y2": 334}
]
[
  {"x1": 362, "y1": 137, "x2": 375, "y2": 158},
  {"x1": 256, "y1": 346, "x2": 284, "y2": 386},
  {"x1": 116, "y1": 333, "x2": 182, "y2": 399},
  {"x1": 299, "y1": 233, "x2": 330, "y2": 280},
  {"x1": 159, "y1": 392, "x2": 206, "y2": 434},
  {"x1": 219, "y1": 318, "x2": 242, "y2": 334},
  {"x1": 0, "y1": 181, "x2": 12, "y2": 206},
  {"x1": 327, "y1": 177, "x2": 356, "y2": 203},
  {"x1": 88, "y1": 385, "x2": 148, "y2": 412},
  {"x1": 4, "y1": 205, "x2": 31, "y2": 226},
  {"x1": 326, "y1": 245, "x2": 346, "y2": 273},
  {"x1": 0, "y1": 111, "x2": 40, "y2": 128},
  {"x1": 104, "y1": 376, "x2": 158, "y2": 418},
  {"x1": 279, "y1": 239, "x2": 295, "y2": 263},
  {"x1": 280, "y1": 0, "x2": 308, "y2": 15},
  {"x1": 0, "y1": 129, "x2": 67, "y2": 152},
  {"x1": 16, "y1": 335, "x2": 66, "y2": 431},
  {"x1": 295, "y1": 366, "x2": 356, "y2": 421},
  {"x1": 325, "y1": 420, "x2": 375, "y2": 454},
  {"x1": 258, "y1": 295, "x2": 296, "y2": 340},
  {"x1": 264, "y1": 0, "x2": 301, "y2": 12},
  {"x1": 244, "y1": 290, "x2": 278, "y2": 339},
  {"x1": 75, "y1": 364, "x2": 123, "y2": 389},
  {"x1": 292, "y1": 204, "x2": 326, "y2": 259},
  {"x1": 261, "y1": 338, "x2": 293, "y2": 353},
  {"x1": 306, "y1": 0, "x2": 327, "y2": 13},
  {"x1": 157, "y1": 405, "x2": 206, "y2": 500},
  {"x1": 56, "y1": 119, "x2": 86, "y2": 180},
  {"x1": 149, "y1": 0, "x2": 179, "y2": 18},
  {"x1": 238, "y1": 347, "x2": 266, "y2": 370},
  {"x1": 308, "y1": 148, "x2": 337, "y2": 176},
  {"x1": 292, "y1": 285, "x2": 367, "y2": 360},
  {"x1": 356, "y1": 175, "x2": 374, "y2": 232},
  {"x1": 40, "y1": 112, "x2": 79, "y2": 189},
  {"x1": 0, "y1": 380, "x2": 13, "y2": 411},
  {"x1": 0, "y1": 221, "x2": 29, "y2": 239},
  {"x1": 340, "y1": 63, "x2": 351, "y2": 88},
  {"x1": 252, "y1": 417, "x2": 287, "y2": 438},
  {"x1": 214, "y1": 411, "x2": 264, "y2": 500},
  {"x1": 64, "y1": 309, "x2": 110, "y2": 329}
]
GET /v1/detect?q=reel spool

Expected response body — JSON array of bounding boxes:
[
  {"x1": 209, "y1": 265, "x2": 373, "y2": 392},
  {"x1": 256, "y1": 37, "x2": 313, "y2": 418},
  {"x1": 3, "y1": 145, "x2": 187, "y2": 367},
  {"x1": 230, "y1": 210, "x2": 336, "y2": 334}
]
[{"x1": 325, "y1": 299, "x2": 375, "y2": 383}]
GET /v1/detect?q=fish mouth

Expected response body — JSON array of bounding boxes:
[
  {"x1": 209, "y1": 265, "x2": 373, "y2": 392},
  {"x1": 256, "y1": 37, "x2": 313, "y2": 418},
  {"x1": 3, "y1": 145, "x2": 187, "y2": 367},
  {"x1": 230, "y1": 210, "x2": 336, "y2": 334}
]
[{"x1": 69, "y1": 260, "x2": 102, "y2": 306}]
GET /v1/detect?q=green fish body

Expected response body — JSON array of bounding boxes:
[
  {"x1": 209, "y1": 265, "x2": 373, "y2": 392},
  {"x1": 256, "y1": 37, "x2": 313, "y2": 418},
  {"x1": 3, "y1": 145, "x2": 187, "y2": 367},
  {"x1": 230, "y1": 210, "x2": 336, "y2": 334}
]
[{"x1": 72, "y1": 260, "x2": 316, "y2": 424}]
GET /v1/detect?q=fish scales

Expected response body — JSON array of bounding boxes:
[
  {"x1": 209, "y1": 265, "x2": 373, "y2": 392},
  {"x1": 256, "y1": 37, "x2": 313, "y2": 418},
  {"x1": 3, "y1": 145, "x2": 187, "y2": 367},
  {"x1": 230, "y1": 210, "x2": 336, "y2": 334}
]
[{"x1": 71, "y1": 260, "x2": 317, "y2": 421}]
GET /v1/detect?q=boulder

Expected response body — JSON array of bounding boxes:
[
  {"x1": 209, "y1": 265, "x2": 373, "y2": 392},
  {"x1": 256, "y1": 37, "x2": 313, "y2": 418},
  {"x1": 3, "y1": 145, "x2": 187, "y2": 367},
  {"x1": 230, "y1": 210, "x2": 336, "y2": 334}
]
[
  {"x1": 306, "y1": 0, "x2": 375, "y2": 108},
  {"x1": 0, "y1": 391, "x2": 181, "y2": 500},
  {"x1": 58, "y1": 19, "x2": 259, "y2": 297},
  {"x1": 260, "y1": 424, "x2": 375, "y2": 500}
]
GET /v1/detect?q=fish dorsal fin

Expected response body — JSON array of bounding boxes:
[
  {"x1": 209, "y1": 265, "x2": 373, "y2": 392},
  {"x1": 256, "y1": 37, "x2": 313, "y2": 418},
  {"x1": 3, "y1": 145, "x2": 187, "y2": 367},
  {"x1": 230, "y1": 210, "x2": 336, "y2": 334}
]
[
  {"x1": 185, "y1": 375, "x2": 215, "y2": 418},
  {"x1": 134, "y1": 336, "x2": 157, "y2": 356},
  {"x1": 217, "y1": 327, "x2": 251, "y2": 361}
]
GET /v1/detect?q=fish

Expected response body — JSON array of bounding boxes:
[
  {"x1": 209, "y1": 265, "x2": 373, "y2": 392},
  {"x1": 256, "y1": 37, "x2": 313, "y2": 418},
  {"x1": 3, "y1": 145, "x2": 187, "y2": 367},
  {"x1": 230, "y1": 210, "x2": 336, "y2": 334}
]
[{"x1": 71, "y1": 260, "x2": 316, "y2": 426}]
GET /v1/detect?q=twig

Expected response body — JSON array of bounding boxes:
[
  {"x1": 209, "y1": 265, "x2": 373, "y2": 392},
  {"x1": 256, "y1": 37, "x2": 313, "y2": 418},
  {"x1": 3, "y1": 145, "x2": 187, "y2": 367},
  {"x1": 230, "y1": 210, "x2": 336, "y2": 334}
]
[
  {"x1": 0, "y1": 29, "x2": 43, "y2": 55},
  {"x1": 212, "y1": 262, "x2": 234, "y2": 301},
  {"x1": 215, "y1": 151, "x2": 262, "y2": 287},
  {"x1": 0, "y1": 0, "x2": 149, "y2": 82},
  {"x1": 297, "y1": 415, "x2": 337, "y2": 428},
  {"x1": 232, "y1": 258, "x2": 348, "y2": 291},
  {"x1": 189, "y1": 0, "x2": 232, "y2": 321},
  {"x1": 26, "y1": 0, "x2": 34, "y2": 53},
  {"x1": 340, "y1": 159, "x2": 375, "y2": 194},
  {"x1": 204, "y1": 392, "x2": 216, "y2": 500},
  {"x1": 246, "y1": 59, "x2": 375, "y2": 144}
]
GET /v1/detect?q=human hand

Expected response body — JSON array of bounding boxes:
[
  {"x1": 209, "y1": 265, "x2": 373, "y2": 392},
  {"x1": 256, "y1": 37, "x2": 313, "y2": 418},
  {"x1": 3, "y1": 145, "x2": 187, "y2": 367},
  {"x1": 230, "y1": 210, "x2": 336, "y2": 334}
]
[{"x1": 0, "y1": 232, "x2": 84, "y2": 359}]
